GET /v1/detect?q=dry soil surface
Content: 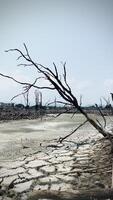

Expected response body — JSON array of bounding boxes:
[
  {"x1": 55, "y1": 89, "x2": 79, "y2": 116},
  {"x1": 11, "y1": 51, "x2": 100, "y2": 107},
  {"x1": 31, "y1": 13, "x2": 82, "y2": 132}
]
[{"x1": 0, "y1": 114, "x2": 112, "y2": 199}]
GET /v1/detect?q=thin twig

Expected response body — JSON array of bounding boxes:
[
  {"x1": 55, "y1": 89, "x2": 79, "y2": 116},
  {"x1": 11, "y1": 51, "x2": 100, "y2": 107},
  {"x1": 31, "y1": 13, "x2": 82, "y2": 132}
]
[
  {"x1": 95, "y1": 104, "x2": 106, "y2": 128},
  {"x1": 59, "y1": 120, "x2": 88, "y2": 143}
]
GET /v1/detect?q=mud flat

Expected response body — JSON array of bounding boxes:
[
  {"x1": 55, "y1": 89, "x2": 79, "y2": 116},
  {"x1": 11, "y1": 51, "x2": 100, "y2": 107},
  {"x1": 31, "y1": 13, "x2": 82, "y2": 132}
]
[
  {"x1": 0, "y1": 114, "x2": 112, "y2": 199},
  {"x1": 0, "y1": 114, "x2": 104, "y2": 161}
]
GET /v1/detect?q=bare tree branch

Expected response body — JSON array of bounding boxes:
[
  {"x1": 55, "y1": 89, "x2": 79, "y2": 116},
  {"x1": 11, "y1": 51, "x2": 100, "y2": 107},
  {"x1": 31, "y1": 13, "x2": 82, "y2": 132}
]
[
  {"x1": 1, "y1": 44, "x2": 112, "y2": 138},
  {"x1": 59, "y1": 119, "x2": 88, "y2": 143},
  {"x1": 0, "y1": 72, "x2": 27, "y2": 86},
  {"x1": 53, "y1": 62, "x2": 58, "y2": 78},
  {"x1": 47, "y1": 100, "x2": 72, "y2": 106},
  {"x1": 0, "y1": 73, "x2": 55, "y2": 101},
  {"x1": 62, "y1": 62, "x2": 71, "y2": 91},
  {"x1": 71, "y1": 110, "x2": 77, "y2": 118},
  {"x1": 53, "y1": 107, "x2": 74, "y2": 118},
  {"x1": 95, "y1": 104, "x2": 106, "y2": 128}
]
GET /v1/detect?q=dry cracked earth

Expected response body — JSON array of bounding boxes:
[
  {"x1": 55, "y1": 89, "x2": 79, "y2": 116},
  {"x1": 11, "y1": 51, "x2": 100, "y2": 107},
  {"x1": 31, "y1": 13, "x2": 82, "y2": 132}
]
[{"x1": 0, "y1": 138, "x2": 112, "y2": 200}]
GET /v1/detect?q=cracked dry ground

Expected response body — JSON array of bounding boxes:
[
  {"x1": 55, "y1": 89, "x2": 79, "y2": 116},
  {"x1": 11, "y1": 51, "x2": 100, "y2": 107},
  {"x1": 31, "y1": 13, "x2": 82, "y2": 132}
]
[{"x1": 0, "y1": 139, "x2": 112, "y2": 200}]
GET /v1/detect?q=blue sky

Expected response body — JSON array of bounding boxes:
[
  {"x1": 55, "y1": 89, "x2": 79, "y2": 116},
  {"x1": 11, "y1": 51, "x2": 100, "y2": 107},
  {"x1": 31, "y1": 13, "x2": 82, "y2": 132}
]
[{"x1": 0, "y1": 0, "x2": 113, "y2": 106}]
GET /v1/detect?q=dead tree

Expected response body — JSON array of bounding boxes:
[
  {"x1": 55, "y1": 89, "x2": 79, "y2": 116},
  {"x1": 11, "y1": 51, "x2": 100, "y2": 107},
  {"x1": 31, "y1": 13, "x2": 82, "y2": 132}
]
[
  {"x1": 111, "y1": 93, "x2": 113, "y2": 102},
  {"x1": 39, "y1": 91, "x2": 42, "y2": 108},
  {"x1": 23, "y1": 90, "x2": 29, "y2": 109},
  {"x1": 102, "y1": 96, "x2": 113, "y2": 116},
  {"x1": 0, "y1": 44, "x2": 112, "y2": 139},
  {"x1": 34, "y1": 89, "x2": 39, "y2": 110}
]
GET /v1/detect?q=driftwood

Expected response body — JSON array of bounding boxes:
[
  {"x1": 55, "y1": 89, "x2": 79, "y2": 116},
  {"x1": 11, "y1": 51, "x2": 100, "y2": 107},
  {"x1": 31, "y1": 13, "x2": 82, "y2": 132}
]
[{"x1": 28, "y1": 188, "x2": 113, "y2": 200}]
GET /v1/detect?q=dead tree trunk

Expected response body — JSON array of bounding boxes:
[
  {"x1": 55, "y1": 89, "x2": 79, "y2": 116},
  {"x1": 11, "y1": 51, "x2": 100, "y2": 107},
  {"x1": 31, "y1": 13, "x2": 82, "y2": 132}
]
[{"x1": 77, "y1": 105, "x2": 107, "y2": 137}]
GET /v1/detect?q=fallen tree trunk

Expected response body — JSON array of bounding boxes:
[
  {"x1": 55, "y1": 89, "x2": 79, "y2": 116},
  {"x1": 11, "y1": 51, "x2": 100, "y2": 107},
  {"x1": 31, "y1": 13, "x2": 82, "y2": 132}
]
[{"x1": 28, "y1": 188, "x2": 113, "y2": 200}]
